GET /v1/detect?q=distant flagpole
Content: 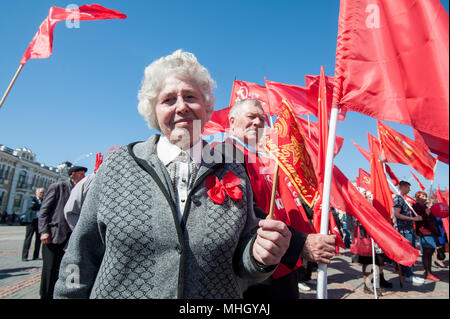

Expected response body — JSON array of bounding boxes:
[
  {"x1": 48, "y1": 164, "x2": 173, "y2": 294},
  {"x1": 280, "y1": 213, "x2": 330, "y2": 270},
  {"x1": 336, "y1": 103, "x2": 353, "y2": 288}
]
[{"x1": 0, "y1": 64, "x2": 25, "y2": 110}]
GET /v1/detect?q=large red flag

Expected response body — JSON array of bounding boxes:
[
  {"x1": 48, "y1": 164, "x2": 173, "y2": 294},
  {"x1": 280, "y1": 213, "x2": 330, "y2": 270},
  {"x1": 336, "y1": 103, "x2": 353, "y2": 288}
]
[
  {"x1": 356, "y1": 168, "x2": 371, "y2": 191},
  {"x1": 21, "y1": 4, "x2": 126, "y2": 64},
  {"x1": 378, "y1": 121, "x2": 436, "y2": 180},
  {"x1": 369, "y1": 133, "x2": 394, "y2": 222},
  {"x1": 333, "y1": 0, "x2": 449, "y2": 151},
  {"x1": 409, "y1": 169, "x2": 426, "y2": 191},
  {"x1": 413, "y1": 129, "x2": 449, "y2": 165}
]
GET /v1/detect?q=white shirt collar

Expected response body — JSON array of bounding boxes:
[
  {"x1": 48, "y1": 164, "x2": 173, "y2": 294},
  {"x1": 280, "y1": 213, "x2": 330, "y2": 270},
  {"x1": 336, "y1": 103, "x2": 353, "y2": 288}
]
[{"x1": 156, "y1": 135, "x2": 203, "y2": 166}]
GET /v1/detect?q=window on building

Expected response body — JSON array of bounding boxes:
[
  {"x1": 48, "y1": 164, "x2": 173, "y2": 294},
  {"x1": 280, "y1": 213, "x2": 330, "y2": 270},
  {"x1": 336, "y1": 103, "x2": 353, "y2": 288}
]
[
  {"x1": 13, "y1": 194, "x2": 23, "y2": 209},
  {"x1": 0, "y1": 191, "x2": 5, "y2": 207},
  {"x1": 17, "y1": 170, "x2": 27, "y2": 188},
  {"x1": 0, "y1": 164, "x2": 5, "y2": 179}
]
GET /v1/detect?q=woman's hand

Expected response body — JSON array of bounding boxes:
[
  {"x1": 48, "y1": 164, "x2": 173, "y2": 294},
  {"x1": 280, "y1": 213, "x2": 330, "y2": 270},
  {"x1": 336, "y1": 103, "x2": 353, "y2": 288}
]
[{"x1": 252, "y1": 219, "x2": 291, "y2": 266}]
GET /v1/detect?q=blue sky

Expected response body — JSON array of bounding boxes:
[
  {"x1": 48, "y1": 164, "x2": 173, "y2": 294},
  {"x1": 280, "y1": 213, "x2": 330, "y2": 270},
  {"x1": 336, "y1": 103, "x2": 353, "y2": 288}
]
[{"x1": 0, "y1": 0, "x2": 448, "y2": 196}]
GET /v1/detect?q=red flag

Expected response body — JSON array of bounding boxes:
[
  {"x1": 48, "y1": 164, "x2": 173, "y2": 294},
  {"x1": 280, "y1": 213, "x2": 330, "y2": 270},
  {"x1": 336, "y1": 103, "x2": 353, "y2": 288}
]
[
  {"x1": 310, "y1": 66, "x2": 345, "y2": 250},
  {"x1": 202, "y1": 106, "x2": 230, "y2": 135},
  {"x1": 331, "y1": 165, "x2": 419, "y2": 266},
  {"x1": 409, "y1": 169, "x2": 426, "y2": 191},
  {"x1": 384, "y1": 164, "x2": 400, "y2": 186},
  {"x1": 294, "y1": 112, "x2": 419, "y2": 265},
  {"x1": 333, "y1": 0, "x2": 449, "y2": 147},
  {"x1": 295, "y1": 117, "x2": 344, "y2": 158},
  {"x1": 414, "y1": 129, "x2": 449, "y2": 165},
  {"x1": 435, "y1": 188, "x2": 447, "y2": 204},
  {"x1": 352, "y1": 140, "x2": 371, "y2": 162},
  {"x1": 265, "y1": 100, "x2": 318, "y2": 207},
  {"x1": 21, "y1": 4, "x2": 126, "y2": 64},
  {"x1": 378, "y1": 121, "x2": 436, "y2": 180},
  {"x1": 369, "y1": 133, "x2": 394, "y2": 222},
  {"x1": 356, "y1": 168, "x2": 371, "y2": 191},
  {"x1": 304, "y1": 75, "x2": 346, "y2": 121},
  {"x1": 229, "y1": 80, "x2": 270, "y2": 113}
]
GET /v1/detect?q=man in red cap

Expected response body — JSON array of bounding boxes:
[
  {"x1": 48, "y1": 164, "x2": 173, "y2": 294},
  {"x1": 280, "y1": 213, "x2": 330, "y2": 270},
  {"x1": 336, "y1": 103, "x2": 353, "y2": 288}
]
[{"x1": 38, "y1": 164, "x2": 87, "y2": 299}]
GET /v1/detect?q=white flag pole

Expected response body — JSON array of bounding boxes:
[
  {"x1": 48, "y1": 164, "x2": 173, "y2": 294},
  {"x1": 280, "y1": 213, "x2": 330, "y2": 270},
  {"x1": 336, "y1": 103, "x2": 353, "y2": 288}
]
[
  {"x1": 371, "y1": 238, "x2": 378, "y2": 299},
  {"x1": 429, "y1": 162, "x2": 438, "y2": 197},
  {"x1": 316, "y1": 106, "x2": 340, "y2": 299}
]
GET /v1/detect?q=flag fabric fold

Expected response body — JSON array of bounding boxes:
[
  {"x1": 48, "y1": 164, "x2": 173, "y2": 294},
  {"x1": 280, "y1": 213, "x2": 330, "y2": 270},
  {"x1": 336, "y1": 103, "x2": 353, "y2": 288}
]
[
  {"x1": 333, "y1": 0, "x2": 449, "y2": 144},
  {"x1": 21, "y1": 4, "x2": 127, "y2": 64}
]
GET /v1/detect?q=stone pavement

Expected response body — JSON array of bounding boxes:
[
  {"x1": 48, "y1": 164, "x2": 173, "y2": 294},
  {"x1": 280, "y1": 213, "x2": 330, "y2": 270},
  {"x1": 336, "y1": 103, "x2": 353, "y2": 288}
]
[{"x1": 0, "y1": 225, "x2": 448, "y2": 299}]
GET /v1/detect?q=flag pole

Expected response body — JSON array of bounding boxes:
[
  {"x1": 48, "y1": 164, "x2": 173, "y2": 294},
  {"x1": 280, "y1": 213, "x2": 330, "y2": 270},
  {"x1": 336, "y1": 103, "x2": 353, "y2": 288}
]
[
  {"x1": 316, "y1": 106, "x2": 339, "y2": 299},
  {"x1": 429, "y1": 162, "x2": 438, "y2": 197},
  {"x1": 0, "y1": 64, "x2": 24, "y2": 110},
  {"x1": 266, "y1": 81, "x2": 277, "y2": 220},
  {"x1": 371, "y1": 238, "x2": 378, "y2": 299}
]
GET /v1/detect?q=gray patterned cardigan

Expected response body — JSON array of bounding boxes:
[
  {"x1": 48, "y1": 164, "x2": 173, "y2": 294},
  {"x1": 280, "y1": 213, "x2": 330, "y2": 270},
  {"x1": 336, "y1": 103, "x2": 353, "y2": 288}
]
[{"x1": 53, "y1": 135, "x2": 275, "y2": 299}]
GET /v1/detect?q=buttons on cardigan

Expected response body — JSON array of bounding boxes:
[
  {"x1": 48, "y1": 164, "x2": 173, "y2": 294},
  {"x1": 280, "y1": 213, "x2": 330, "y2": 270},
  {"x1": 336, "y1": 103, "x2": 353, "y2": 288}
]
[{"x1": 175, "y1": 244, "x2": 183, "y2": 254}]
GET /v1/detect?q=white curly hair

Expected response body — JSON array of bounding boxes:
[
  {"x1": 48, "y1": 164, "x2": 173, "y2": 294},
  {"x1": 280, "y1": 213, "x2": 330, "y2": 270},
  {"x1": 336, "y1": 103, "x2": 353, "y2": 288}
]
[{"x1": 137, "y1": 50, "x2": 216, "y2": 131}]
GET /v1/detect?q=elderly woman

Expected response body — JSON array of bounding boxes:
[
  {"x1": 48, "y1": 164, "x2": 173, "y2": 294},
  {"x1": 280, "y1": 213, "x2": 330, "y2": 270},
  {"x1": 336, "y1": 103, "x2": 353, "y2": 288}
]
[{"x1": 53, "y1": 50, "x2": 291, "y2": 299}]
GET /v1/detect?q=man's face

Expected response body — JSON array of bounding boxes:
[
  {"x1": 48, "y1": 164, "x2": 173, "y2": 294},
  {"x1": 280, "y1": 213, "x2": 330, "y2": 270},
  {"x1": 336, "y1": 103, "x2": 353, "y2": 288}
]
[
  {"x1": 229, "y1": 102, "x2": 266, "y2": 145},
  {"x1": 155, "y1": 76, "x2": 207, "y2": 148},
  {"x1": 36, "y1": 189, "x2": 44, "y2": 199},
  {"x1": 400, "y1": 184, "x2": 410, "y2": 195},
  {"x1": 71, "y1": 170, "x2": 85, "y2": 185}
]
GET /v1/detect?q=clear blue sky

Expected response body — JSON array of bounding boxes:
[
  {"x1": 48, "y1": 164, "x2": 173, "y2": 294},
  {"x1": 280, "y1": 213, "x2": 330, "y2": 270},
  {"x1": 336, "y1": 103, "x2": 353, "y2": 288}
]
[{"x1": 0, "y1": 0, "x2": 448, "y2": 196}]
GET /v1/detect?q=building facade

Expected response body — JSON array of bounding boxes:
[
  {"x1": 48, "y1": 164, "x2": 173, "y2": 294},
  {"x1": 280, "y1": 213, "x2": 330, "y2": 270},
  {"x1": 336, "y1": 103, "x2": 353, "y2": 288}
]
[{"x1": 0, "y1": 144, "x2": 69, "y2": 218}]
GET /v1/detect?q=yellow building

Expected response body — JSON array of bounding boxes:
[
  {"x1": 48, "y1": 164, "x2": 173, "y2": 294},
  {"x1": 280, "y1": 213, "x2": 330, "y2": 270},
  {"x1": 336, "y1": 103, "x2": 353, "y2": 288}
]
[{"x1": 0, "y1": 144, "x2": 68, "y2": 219}]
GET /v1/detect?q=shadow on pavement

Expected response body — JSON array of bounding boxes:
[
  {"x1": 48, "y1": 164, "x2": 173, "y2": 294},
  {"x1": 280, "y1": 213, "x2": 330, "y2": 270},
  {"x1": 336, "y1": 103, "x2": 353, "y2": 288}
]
[{"x1": 0, "y1": 267, "x2": 40, "y2": 280}]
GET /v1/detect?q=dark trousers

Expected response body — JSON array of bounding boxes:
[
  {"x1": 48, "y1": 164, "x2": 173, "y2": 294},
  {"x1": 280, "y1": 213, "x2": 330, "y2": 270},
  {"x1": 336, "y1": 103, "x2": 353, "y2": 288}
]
[
  {"x1": 40, "y1": 241, "x2": 67, "y2": 299},
  {"x1": 21, "y1": 219, "x2": 41, "y2": 260},
  {"x1": 243, "y1": 270, "x2": 299, "y2": 300}
]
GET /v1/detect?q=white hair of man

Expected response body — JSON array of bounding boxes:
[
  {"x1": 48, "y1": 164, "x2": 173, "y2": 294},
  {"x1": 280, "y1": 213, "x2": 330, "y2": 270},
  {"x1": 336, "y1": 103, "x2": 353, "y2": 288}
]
[
  {"x1": 137, "y1": 50, "x2": 217, "y2": 131},
  {"x1": 228, "y1": 98, "x2": 264, "y2": 120}
]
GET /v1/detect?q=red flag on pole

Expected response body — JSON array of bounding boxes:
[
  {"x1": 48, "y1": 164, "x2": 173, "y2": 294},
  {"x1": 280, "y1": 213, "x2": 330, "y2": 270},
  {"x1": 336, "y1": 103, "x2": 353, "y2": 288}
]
[
  {"x1": 410, "y1": 170, "x2": 426, "y2": 191},
  {"x1": 368, "y1": 133, "x2": 395, "y2": 222},
  {"x1": 229, "y1": 80, "x2": 270, "y2": 113},
  {"x1": 333, "y1": 0, "x2": 449, "y2": 150},
  {"x1": 21, "y1": 4, "x2": 126, "y2": 64},
  {"x1": 351, "y1": 140, "x2": 371, "y2": 162},
  {"x1": 356, "y1": 168, "x2": 371, "y2": 191},
  {"x1": 413, "y1": 129, "x2": 449, "y2": 165},
  {"x1": 378, "y1": 121, "x2": 436, "y2": 180}
]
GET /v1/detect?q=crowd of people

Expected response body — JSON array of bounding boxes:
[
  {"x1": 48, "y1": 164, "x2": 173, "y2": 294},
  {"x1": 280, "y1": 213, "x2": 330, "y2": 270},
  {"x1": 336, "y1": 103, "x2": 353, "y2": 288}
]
[{"x1": 13, "y1": 50, "x2": 448, "y2": 299}]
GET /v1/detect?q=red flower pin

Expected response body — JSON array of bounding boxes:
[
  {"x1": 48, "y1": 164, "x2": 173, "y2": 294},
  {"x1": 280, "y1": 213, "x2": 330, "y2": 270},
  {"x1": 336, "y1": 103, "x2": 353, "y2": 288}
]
[{"x1": 206, "y1": 171, "x2": 243, "y2": 204}]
